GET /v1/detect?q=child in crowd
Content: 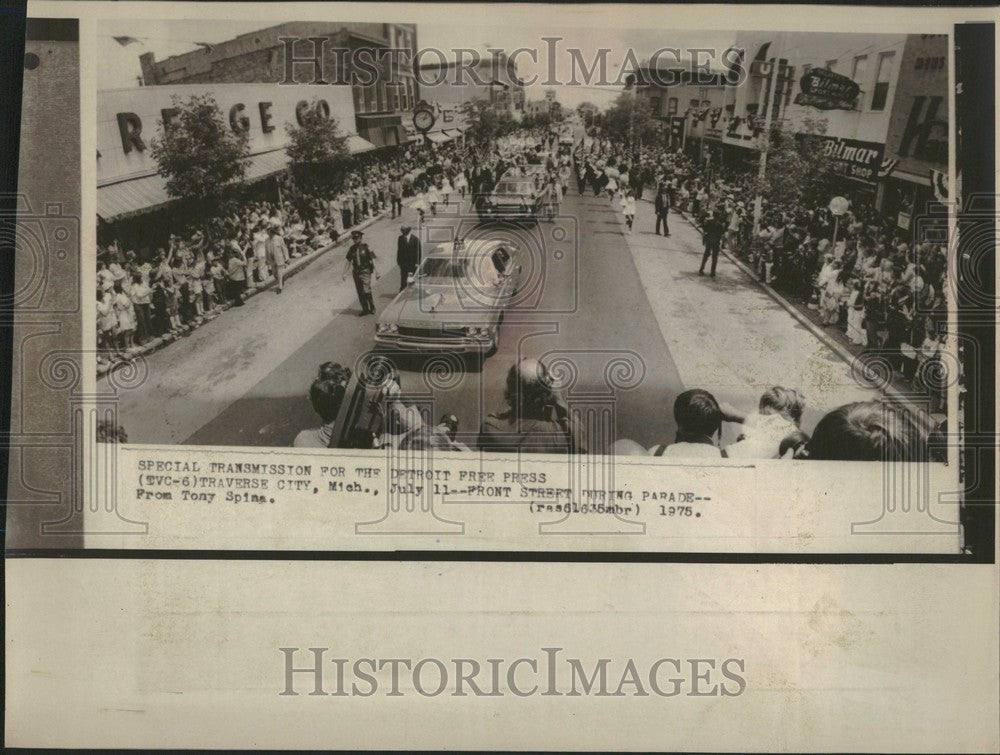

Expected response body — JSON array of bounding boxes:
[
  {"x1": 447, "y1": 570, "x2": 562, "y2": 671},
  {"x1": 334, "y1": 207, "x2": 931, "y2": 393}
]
[
  {"x1": 724, "y1": 386, "x2": 806, "y2": 459},
  {"x1": 621, "y1": 189, "x2": 636, "y2": 234},
  {"x1": 112, "y1": 280, "x2": 136, "y2": 352}
]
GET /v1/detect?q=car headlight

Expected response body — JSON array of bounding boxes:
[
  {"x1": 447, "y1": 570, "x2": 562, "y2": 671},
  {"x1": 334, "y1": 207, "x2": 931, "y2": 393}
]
[{"x1": 377, "y1": 323, "x2": 397, "y2": 334}]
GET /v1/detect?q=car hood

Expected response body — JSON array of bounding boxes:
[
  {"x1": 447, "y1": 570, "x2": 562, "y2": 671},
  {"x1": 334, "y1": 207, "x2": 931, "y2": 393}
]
[{"x1": 379, "y1": 281, "x2": 501, "y2": 327}]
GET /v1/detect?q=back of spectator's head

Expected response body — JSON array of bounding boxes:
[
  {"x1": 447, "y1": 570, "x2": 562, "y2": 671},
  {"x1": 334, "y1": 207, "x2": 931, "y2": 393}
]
[
  {"x1": 673, "y1": 389, "x2": 722, "y2": 440},
  {"x1": 400, "y1": 427, "x2": 461, "y2": 452},
  {"x1": 505, "y1": 358, "x2": 554, "y2": 417},
  {"x1": 803, "y1": 401, "x2": 934, "y2": 462},
  {"x1": 780, "y1": 430, "x2": 810, "y2": 458},
  {"x1": 317, "y1": 361, "x2": 352, "y2": 385},
  {"x1": 309, "y1": 375, "x2": 348, "y2": 424},
  {"x1": 759, "y1": 386, "x2": 806, "y2": 426}
]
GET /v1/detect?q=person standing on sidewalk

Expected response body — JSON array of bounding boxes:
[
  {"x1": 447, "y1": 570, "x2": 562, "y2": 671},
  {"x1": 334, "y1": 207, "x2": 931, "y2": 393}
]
[
  {"x1": 699, "y1": 209, "x2": 726, "y2": 277},
  {"x1": 654, "y1": 185, "x2": 671, "y2": 236},
  {"x1": 265, "y1": 226, "x2": 288, "y2": 294},
  {"x1": 389, "y1": 174, "x2": 404, "y2": 219},
  {"x1": 396, "y1": 225, "x2": 421, "y2": 292},
  {"x1": 343, "y1": 229, "x2": 379, "y2": 316}
]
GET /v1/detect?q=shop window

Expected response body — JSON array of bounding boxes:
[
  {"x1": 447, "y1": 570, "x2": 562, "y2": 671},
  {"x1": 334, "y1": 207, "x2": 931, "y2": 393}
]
[
  {"x1": 667, "y1": 97, "x2": 678, "y2": 115},
  {"x1": 871, "y1": 51, "x2": 894, "y2": 111}
]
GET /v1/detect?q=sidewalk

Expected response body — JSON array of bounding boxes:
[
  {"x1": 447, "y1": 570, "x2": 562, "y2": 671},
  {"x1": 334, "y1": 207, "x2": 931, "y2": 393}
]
[
  {"x1": 98, "y1": 197, "x2": 418, "y2": 379},
  {"x1": 660, "y1": 199, "x2": 939, "y2": 416},
  {"x1": 613, "y1": 194, "x2": 881, "y2": 441}
]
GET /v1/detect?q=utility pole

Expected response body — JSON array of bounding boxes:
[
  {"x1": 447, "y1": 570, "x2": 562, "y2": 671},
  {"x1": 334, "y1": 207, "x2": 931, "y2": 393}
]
[{"x1": 753, "y1": 31, "x2": 784, "y2": 235}]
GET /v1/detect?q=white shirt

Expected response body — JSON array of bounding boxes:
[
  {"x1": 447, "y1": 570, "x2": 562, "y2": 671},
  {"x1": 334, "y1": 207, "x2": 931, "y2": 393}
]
[{"x1": 648, "y1": 442, "x2": 722, "y2": 458}]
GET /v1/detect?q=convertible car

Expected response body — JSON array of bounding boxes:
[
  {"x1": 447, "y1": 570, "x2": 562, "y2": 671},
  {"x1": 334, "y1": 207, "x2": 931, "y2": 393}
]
[
  {"x1": 374, "y1": 238, "x2": 522, "y2": 357},
  {"x1": 476, "y1": 171, "x2": 545, "y2": 222}
]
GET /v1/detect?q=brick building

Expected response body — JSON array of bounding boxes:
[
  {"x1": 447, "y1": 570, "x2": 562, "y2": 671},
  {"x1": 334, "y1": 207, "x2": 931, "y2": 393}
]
[
  {"x1": 417, "y1": 50, "x2": 525, "y2": 116},
  {"x1": 139, "y1": 21, "x2": 420, "y2": 147}
]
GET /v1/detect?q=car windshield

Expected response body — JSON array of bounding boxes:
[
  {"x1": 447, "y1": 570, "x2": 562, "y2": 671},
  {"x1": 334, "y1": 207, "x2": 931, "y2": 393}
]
[
  {"x1": 495, "y1": 181, "x2": 533, "y2": 194},
  {"x1": 418, "y1": 257, "x2": 469, "y2": 279}
]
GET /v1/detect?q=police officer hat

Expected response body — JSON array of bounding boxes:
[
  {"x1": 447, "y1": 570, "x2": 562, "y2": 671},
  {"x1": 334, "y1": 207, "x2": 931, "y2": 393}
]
[{"x1": 351, "y1": 230, "x2": 364, "y2": 239}]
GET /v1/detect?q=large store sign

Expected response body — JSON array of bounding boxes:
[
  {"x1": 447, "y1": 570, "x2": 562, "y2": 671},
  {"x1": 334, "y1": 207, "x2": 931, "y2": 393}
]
[
  {"x1": 97, "y1": 83, "x2": 355, "y2": 185},
  {"x1": 794, "y1": 68, "x2": 860, "y2": 110},
  {"x1": 817, "y1": 135, "x2": 885, "y2": 185}
]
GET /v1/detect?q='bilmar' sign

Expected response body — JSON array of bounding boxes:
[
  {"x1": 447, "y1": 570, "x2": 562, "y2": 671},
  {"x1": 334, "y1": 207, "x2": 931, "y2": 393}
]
[{"x1": 794, "y1": 68, "x2": 861, "y2": 110}]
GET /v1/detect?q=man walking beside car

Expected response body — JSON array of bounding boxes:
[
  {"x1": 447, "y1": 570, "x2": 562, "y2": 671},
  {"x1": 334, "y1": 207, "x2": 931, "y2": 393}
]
[{"x1": 396, "y1": 225, "x2": 421, "y2": 292}]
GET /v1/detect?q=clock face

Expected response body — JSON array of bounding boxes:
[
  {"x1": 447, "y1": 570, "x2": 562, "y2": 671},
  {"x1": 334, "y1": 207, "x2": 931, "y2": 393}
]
[{"x1": 413, "y1": 109, "x2": 435, "y2": 132}]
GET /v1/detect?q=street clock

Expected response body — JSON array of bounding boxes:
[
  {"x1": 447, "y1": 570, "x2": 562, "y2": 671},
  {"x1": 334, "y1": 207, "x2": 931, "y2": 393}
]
[{"x1": 412, "y1": 107, "x2": 435, "y2": 133}]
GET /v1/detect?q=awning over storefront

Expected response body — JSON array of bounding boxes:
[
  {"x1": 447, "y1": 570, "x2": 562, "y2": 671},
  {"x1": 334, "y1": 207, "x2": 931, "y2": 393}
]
[
  {"x1": 99, "y1": 149, "x2": 290, "y2": 220},
  {"x1": 346, "y1": 134, "x2": 377, "y2": 154},
  {"x1": 97, "y1": 174, "x2": 172, "y2": 220},
  {"x1": 425, "y1": 131, "x2": 450, "y2": 144},
  {"x1": 886, "y1": 167, "x2": 932, "y2": 187}
]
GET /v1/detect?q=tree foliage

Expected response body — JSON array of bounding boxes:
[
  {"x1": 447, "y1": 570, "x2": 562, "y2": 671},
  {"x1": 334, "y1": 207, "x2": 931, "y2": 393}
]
[
  {"x1": 754, "y1": 117, "x2": 834, "y2": 210},
  {"x1": 284, "y1": 100, "x2": 350, "y2": 192},
  {"x1": 460, "y1": 97, "x2": 517, "y2": 145},
  {"x1": 598, "y1": 93, "x2": 659, "y2": 146},
  {"x1": 150, "y1": 94, "x2": 251, "y2": 206}
]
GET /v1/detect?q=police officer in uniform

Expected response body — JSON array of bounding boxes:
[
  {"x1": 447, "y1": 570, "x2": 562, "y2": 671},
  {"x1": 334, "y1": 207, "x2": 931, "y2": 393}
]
[{"x1": 343, "y1": 229, "x2": 379, "y2": 315}]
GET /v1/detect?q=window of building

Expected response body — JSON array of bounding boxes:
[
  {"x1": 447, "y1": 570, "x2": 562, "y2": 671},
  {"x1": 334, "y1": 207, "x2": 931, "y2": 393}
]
[
  {"x1": 353, "y1": 84, "x2": 365, "y2": 114},
  {"x1": 668, "y1": 97, "x2": 678, "y2": 115},
  {"x1": 851, "y1": 55, "x2": 868, "y2": 83},
  {"x1": 871, "y1": 51, "x2": 894, "y2": 111},
  {"x1": 649, "y1": 97, "x2": 661, "y2": 115}
]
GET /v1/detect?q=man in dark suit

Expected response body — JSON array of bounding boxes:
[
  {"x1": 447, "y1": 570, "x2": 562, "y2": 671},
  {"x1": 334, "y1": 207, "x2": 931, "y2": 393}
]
[
  {"x1": 396, "y1": 225, "x2": 421, "y2": 291},
  {"x1": 654, "y1": 185, "x2": 671, "y2": 236},
  {"x1": 700, "y1": 209, "x2": 726, "y2": 277}
]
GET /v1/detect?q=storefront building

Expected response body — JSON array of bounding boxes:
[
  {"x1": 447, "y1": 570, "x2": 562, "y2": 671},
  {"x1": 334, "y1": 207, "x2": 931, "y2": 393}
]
[
  {"x1": 97, "y1": 82, "x2": 366, "y2": 225},
  {"x1": 879, "y1": 34, "x2": 949, "y2": 233},
  {"x1": 139, "y1": 22, "x2": 420, "y2": 149},
  {"x1": 714, "y1": 32, "x2": 909, "y2": 207}
]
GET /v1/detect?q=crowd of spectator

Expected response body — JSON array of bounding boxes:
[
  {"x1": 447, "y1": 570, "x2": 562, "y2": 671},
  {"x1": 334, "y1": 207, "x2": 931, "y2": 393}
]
[
  {"x1": 95, "y1": 136, "x2": 495, "y2": 366},
  {"x1": 574, "y1": 134, "x2": 950, "y2": 411},
  {"x1": 292, "y1": 353, "x2": 943, "y2": 463}
]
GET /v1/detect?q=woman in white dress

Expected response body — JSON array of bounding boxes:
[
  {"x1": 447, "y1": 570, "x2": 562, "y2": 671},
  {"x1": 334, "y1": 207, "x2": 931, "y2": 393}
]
[
  {"x1": 425, "y1": 182, "x2": 441, "y2": 216},
  {"x1": 820, "y1": 269, "x2": 848, "y2": 326},
  {"x1": 439, "y1": 176, "x2": 453, "y2": 206},
  {"x1": 845, "y1": 278, "x2": 867, "y2": 346},
  {"x1": 411, "y1": 191, "x2": 429, "y2": 224},
  {"x1": 605, "y1": 174, "x2": 619, "y2": 202}
]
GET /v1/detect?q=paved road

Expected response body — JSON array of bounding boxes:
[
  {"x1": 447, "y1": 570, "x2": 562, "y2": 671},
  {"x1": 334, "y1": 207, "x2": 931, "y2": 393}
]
[
  {"x1": 108, "y1": 172, "x2": 876, "y2": 450},
  {"x1": 180, "y1": 188, "x2": 684, "y2": 452}
]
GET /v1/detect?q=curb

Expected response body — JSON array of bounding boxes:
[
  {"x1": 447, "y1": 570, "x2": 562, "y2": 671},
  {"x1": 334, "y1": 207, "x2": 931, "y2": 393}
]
[
  {"x1": 667, "y1": 208, "x2": 931, "y2": 418},
  {"x1": 97, "y1": 199, "x2": 419, "y2": 380}
]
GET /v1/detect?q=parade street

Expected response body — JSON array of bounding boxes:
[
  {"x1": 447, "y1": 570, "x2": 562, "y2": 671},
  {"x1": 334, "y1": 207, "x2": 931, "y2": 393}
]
[{"x1": 106, "y1": 185, "x2": 878, "y2": 451}]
